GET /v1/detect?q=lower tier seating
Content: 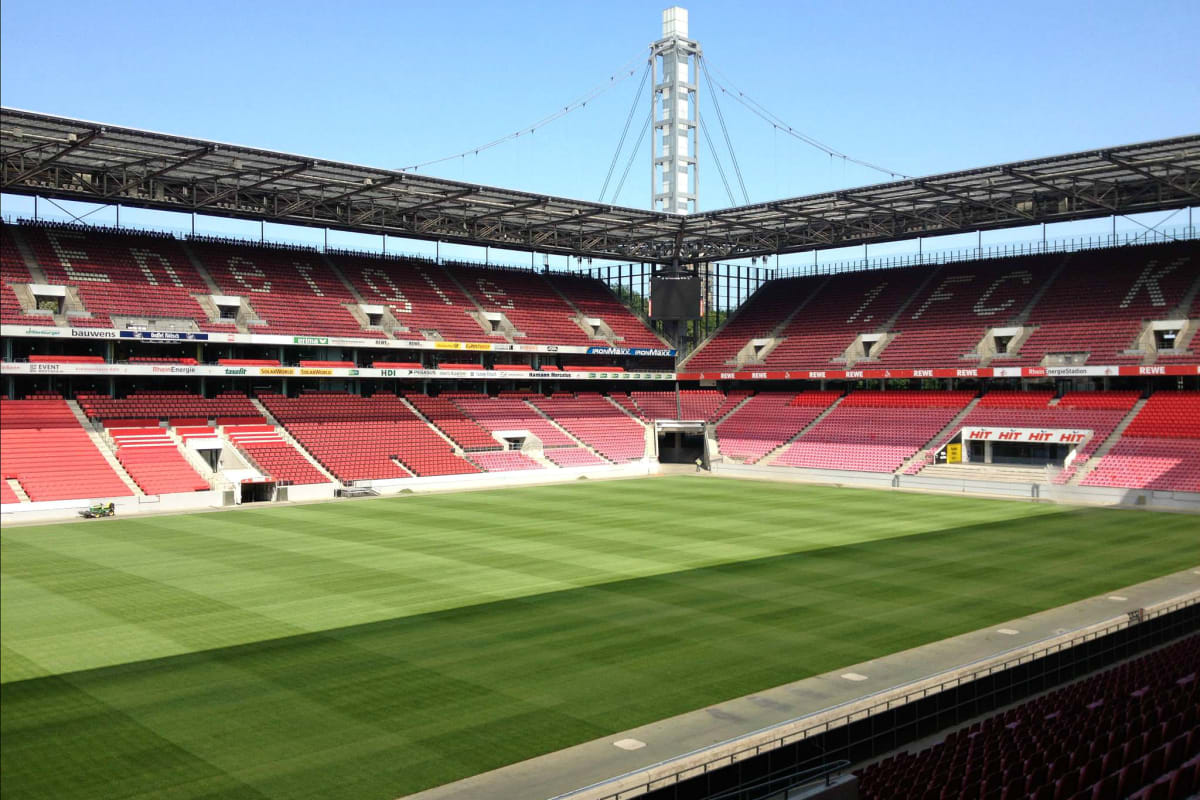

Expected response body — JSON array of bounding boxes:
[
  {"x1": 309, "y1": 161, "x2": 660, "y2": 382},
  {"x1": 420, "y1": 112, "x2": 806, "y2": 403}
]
[
  {"x1": 857, "y1": 634, "x2": 1200, "y2": 800},
  {"x1": 109, "y1": 427, "x2": 209, "y2": 494},
  {"x1": 775, "y1": 391, "x2": 975, "y2": 473},
  {"x1": 0, "y1": 397, "x2": 133, "y2": 502},
  {"x1": 470, "y1": 451, "x2": 542, "y2": 471},
  {"x1": 716, "y1": 392, "x2": 841, "y2": 464},
  {"x1": 544, "y1": 446, "x2": 608, "y2": 467},
  {"x1": 450, "y1": 395, "x2": 576, "y2": 447},
  {"x1": 528, "y1": 394, "x2": 645, "y2": 462},
  {"x1": 1081, "y1": 439, "x2": 1200, "y2": 493}
]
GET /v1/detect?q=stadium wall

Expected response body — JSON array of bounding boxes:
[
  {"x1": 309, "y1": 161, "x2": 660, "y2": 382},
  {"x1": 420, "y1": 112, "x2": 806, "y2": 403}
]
[
  {"x1": 358, "y1": 459, "x2": 657, "y2": 495},
  {"x1": 714, "y1": 462, "x2": 1200, "y2": 512}
]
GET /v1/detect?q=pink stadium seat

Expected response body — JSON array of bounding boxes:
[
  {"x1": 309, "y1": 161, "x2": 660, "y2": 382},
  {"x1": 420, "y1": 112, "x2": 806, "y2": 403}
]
[
  {"x1": 716, "y1": 391, "x2": 841, "y2": 464},
  {"x1": 528, "y1": 393, "x2": 645, "y2": 462},
  {"x1": 0, "y1": 397, "x2": 134, "y2": 502}
]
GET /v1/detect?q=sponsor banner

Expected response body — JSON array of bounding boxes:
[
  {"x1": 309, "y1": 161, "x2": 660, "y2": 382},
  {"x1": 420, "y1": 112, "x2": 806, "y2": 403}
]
[
  {"x1": 586, "y1": 346, "x2": 677, "y2": 357},
  {"x1": 119, "y1": 330, "x2": 211, "y2": 342},
  {"x1": 962, "y1": 427, "x2": 1092, "y2": 444},
  {"x1": 1, "y1": 325, "x2": 662, "y2": 357},
  {"x1": 676, "y1": 364, "x2": 1199, "y2": 381},
  {"x1": 0, "y1": 362, "x2": 676, "y2": 381}
]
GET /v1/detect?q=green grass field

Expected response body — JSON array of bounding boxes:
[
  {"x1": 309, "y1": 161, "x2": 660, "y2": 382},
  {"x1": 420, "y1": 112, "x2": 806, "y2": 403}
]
[{"x1": 2, "y1": 477, "x2": 1197, "y2": 800}]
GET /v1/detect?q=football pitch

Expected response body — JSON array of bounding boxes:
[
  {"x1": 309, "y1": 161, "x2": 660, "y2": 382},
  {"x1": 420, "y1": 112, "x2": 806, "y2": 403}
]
[{"x1": 2, "y1": 476, "x2": 1197, "y2": 800}]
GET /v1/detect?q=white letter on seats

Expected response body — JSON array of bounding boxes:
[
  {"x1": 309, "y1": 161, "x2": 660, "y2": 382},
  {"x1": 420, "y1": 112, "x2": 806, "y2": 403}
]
[
  {"x1": 913, "y1": 275, "x2": 974, "y2": 319},
  {"x1": 419, "y1": 267, "x2": 453, "y2": 306},
  {"x1": 294, "y1": 262, "x2": 325, "y2": 297},
  {"x1": 846, "y1": 282, "x2": 887, "y2": 324},
  {"x1": 130, "y1": 248, "x2": 185, "y2": 287},
  {"x1": 475, "y1": 278, "x2": 515, "y2": 309},
  {"x1": 46, "y1": 230, "x2": 107, "y2": 282},
  {"x1": 227, "y1": 256, "x2": 271, "y2": 293},
  {"x1": 973, "y1": 270, "x2": 1032, "y2": 316},
  {"x1": 1120, "y1": 260, "x2": 1180, "y2": 308},
  {"x1": 362, "y1": 268, "x2": 411, "y2": 313}
]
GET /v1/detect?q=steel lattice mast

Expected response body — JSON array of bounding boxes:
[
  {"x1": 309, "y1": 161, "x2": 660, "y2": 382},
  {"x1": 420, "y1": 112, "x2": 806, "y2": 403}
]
[{"x1": 651, "y1": 7, "x2": 700, "y2": 215}]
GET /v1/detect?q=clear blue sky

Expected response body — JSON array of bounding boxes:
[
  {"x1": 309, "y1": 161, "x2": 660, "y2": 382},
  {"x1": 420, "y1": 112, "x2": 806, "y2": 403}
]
[{"x1": 2, "y1": 0, "x2": 1197, "y2": 265}]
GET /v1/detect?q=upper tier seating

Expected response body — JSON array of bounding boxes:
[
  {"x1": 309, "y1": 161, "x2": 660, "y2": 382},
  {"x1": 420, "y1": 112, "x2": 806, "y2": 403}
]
[
  {"x1": 444, "y1": 262, "x2": 594, "y2": 346},
  {"x1": 259, "y1": 392, "x2": 478, "y2": 480},
  {"x1": 108, "y1": 427, "x2": 209, "y2": 494},
  {"x1": 1, "y1": 225, "x2": 56, "y2": 326},
  {"x1": 330, "y1": 254, "x2": 488, "y2": 341},
  {"x1": 450, "y1": 395, "x2": 576, "y2": 447},
  {"x1": 77, "y1": 391, "x2": 260, "y2": 422},
  {"x1": 686, "y1": 242, "x2": 1199, "y2": 370},
  {"x1": 4, "y1": 223, "x2": 662, "y2": 346},
  {"x1": 873, "y1": 256, "x2": 1055, "y2": 368},
  {"x1": 15, "y1": 223, "x2": 236, "y2": 331},
  {"x1": 544, "y1": 273, "x2": 666, "y2": 348},
  {"x1": 0, "y1": 397, "x2": 134, "y2": 501},
  {"x1": 775, "y1": 391, "x2": 975, "y2": 473},
  {"x1": 528, "y1": 393, "x2": 646, "y2": 462},
  {"x1": 404, "y1": 394, "x2": 500, "y2": 450},
  {"x1": 715, "y1": 391, "x2": 841, "y2": 464},
  {"x1": 1009, "y1": 242, "x2": 1196, "y2": 365},
  {"x1": 857, "y1": 634, "x2": 1200, "y2": 800},
  {"x1": 189, "y1": 241, "x2": 381, "y2": 338},
  {"x1": 222, "y1": 424, "x2": 328, "y2": 485}
]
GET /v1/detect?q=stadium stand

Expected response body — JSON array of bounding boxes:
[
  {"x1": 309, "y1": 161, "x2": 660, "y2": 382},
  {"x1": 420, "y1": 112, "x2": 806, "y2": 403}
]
[
  {"x1": 444, "y1": 262, "x2": 595, "y2": 345},
  {"x1": 1009, "y1": 243, "x2": 1196, "y2": 365},
  {"x1": 544, "y1": 272, "x2": 667, "y2": 348},
  {"x1": 1, "y1": 225, "x2": 59, "y2": 326},
  {"x1": 222, "y1": 424, "x2": 329, "y2": 485},
  {"x1": 857, "y1": 634, "x2": 1200, "y2": 800},
  {"x1": 405, "y1": 394, "x2": 500, "y2": 450},
  {"x1": 528, "y1": 393, "x2": 646, "y2": 462},
  {"x1": 775, "y1": 391, "x2": 975, "y2": 473},
  {"x1": 76, "y1": 391, "x2": 261, "y2": 422},
  {"x1": 715, "y1": 391, "x2": 842, "y2": 464},
  {"x1": 0, "y1": 396, "x2": 134, "y2": 501},
  {"x1": 330, "y1": 253, "x2": 490, "y2": 341},
  {"x1": 630, "y1": 390, "x2": 679, "y2": 420},
  {"x1": 108, "y1": 427, "x2": 209, "y2": 494},
  {"x1": 259, "y1": 392, "x2": 478, "y2": 480},
  {"x1": 685, "y1": 242, "x2": 1198, "y2": 370},
  {"x1": 188, "y1": 240, "x2": 382, "y2": 338},
  {"x1": 469, "y1": 450, "x2": 543, "y2": 471},
  {"x1": 1081, "y1": 392, "x2": 1200, "y2": 492},
  {"x1": 544, "y1": 446, "x2": 609, "y2": 467},
  {"x1": 12, "y1": 222, "x2": 237, "y2": 331},
  {"x1": 450, "y1": 394, "x2": 577, "y2": 447}
]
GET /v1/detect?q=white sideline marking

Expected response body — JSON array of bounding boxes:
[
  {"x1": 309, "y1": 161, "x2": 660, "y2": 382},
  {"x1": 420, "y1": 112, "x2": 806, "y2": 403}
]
[
  {"x1": 996, "y1": 628, "x2": 1020, "y2": 635},
  {"x1": 614, "y1": 738, "x2": 646, "y2": 751},
  {"x1": 1108, "y1": 595, "x2": 1128, "y2": 601},
  {"x1": 841, "y1": 672, "x2": 869, "y2": 682},
  {"x1": 1192, "y1": 570, "x2": 1200, "y2": 575}
]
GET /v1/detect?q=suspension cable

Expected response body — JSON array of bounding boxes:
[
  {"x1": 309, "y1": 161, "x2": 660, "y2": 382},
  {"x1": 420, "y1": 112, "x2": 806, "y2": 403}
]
[
  {"x1": 397, "y1": 51, "x2": 646, "y2": 173},
  {"x1": 611, "y1": 111, "x2": 653, "y2": 205},
  {"x1": 702, "y1": 57, "x2": 911, "y2": 179},
  {"x1": 600, "y1": 60, "x2": 652, "y2": 202},
  {"x1": 699, "y1": 57, "x2": 749, "y2": 204},
  {"x1": 699, "y1": 116, "x2": 737, "y2": 207}
]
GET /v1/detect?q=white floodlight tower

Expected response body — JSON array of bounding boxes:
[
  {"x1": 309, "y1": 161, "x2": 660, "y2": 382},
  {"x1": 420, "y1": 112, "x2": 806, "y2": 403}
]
[{"x1": 651, "y1": 7, "x2": 700, "y2": 215}]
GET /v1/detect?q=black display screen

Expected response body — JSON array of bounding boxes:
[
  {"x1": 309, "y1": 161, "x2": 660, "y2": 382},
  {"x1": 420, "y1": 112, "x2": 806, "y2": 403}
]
[{"x1": 650, "y1": 273, "x2": 701, "y2": 320}]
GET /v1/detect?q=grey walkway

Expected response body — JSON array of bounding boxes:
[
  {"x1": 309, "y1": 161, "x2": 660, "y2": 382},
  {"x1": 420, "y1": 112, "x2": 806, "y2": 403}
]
[{"x1": 403, "y1": 567, "x2": 1200, "y2": 800}]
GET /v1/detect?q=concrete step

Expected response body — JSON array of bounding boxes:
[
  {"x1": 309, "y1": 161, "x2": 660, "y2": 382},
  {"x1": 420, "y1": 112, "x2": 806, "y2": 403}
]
[
  {"x1": 66, "y1": 400, "x2": 145, "y2": 496},
  {"x1": 919, "y1": 463, "x2": 1049, "y2": 484},
  {"x1": 6, "y1": 477, "x2": 31, "y2": 503}
]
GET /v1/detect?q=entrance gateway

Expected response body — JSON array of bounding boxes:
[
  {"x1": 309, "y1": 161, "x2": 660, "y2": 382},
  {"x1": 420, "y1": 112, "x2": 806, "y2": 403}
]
[
  {"x1": 937, "y1": 427, "x2": 1093, "y2": 469},
  {"x1": 655, "y1": 420, "x2": 708, "y2": 467}
]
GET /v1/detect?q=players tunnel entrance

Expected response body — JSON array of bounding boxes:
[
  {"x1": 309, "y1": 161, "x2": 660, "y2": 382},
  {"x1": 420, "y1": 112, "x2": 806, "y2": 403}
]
[
  {"x1": 655, "y1": 421, "x2": 707, "y2": 466},
  {"x1": 240, "y1": 480, "x2": 275, "y2": 503}
]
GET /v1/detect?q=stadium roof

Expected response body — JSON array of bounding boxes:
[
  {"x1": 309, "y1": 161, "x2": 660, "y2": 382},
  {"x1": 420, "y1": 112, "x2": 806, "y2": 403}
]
[{"x1": 2, "y1": 107, "x2": 1197, "y2": 264}]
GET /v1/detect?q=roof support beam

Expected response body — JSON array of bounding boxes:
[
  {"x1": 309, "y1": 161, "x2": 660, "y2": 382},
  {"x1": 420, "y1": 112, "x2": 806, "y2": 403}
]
[{"x1": 9, "y1": 129, "x2": 102, "y2": 184}]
